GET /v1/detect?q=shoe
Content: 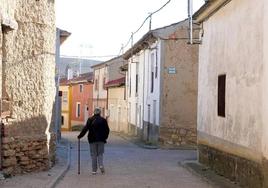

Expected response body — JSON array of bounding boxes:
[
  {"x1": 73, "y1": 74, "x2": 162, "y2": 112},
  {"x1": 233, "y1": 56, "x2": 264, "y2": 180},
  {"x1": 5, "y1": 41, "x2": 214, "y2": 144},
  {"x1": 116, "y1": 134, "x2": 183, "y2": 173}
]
[
  {"x1": 99, "y1": 166, "x2": 105, "y2": 174},
  {"x1": 92, "y1": 171, "x2": 97, "y2": 175}
]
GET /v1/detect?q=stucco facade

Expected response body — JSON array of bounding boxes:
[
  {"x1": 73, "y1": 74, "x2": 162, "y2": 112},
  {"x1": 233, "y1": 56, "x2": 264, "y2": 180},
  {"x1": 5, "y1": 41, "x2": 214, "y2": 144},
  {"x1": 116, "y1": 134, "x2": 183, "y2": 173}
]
[
  {"x1": 59, "y1": 85, "x2": 70, "y2": 131},
  {"x1": 60, "y1": 73, "x2": 93, "y2": 131},
  {"x1": 107, "y1": 86, "x2": 128, "y2": 133},
  {"x1": 70, "y1": 82, "x2": 93, "y2": 126},
  {"x1": 195, "y1": 0, "x2": 268, "y2": 187},
  {"x1": 124, "y1": 20, "x2": 198, "y2": 147},
  {"x1": 0, "y1": 0, "x2": 56, "y2": 174},
  {"x1": 92, "y1": 56, "x2": 125, "y2": 118}
]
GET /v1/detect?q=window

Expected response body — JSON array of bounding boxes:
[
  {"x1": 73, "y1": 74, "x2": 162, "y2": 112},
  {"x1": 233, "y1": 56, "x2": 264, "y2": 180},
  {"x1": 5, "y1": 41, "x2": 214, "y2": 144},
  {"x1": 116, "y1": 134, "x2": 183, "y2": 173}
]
[
  {"x1": 155, "y1": 52, "x2": 158, "y2": 78},
  {"x1": 151, "y1": 72, "x2": 154, "y2": 93},
  {"x1": 218, "y1": 74, "x2": 226, "y2": 117},
  {"x1": 129, "y1": 70, "x2": 131, "y2": 97},
  {"x1": 79, "y1": 84, "x2": 83, "y2": 92},
  {"x1": 62, "y1": 91, "x2": 68, "y2": 103},
  {"x1": 151, "y1": 52, "x2": 154, "y2": 93},
  {"x1": 136, "y1": 63, "x2": 139, "y2": 95},
  {"x1": 76, "y1": 102, "x2": 81, "y2": 118},
  {"x1": 103, "y1": 77, "x2": 106, "y2": 89},
  {"x1": 61, "y1": 116, "x2": 64, "y2": 125},
  {"x1": 95, "y1": 79, "x2": 98, "y2": 90},
  {"x1": 135, "y1": 74, "x2": 138, "y2": 94}
]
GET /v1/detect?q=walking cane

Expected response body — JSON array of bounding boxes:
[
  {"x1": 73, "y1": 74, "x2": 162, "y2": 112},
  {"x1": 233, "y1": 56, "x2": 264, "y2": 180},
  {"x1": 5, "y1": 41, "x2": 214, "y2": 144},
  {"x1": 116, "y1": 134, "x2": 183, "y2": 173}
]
[{"x1": 78, "y1": 138, "x2": 80, "y2": 175}]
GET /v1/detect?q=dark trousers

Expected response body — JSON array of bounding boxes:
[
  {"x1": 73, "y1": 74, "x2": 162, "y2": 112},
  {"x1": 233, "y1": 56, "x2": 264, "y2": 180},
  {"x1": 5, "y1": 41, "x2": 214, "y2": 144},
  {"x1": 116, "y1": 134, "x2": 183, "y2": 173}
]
[{"x1": 90, "y1": 142, "x2": 104, "y2": 172}]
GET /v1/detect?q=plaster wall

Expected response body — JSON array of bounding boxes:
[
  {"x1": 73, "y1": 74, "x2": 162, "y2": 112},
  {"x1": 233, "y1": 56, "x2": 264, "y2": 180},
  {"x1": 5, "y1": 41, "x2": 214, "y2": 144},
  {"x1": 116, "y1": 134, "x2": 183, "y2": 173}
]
[
  {"x1": 60, "y1": 85, "x2": 70, "y2": 130},
  {"x1": 108, "y1": 87, "x2": 128, "y2": 133},
  {"x1": 93, "y1": 67, "x2": 107, "y2": 100},
  {"x1": 161, "y1": 31, "x2": 198, "y2": 129},
  {"x1": 127, "y1": 56, "x2": 139, "y2": 127},
  {"x1": 198, "y1": 0, "x2": 263, "y2": 162},
  {"x1": 263, "y1": 0, "x2": 268, "y2": 160},
  {"x1": 143, "y1": 42, "x2": 161, "y2": 127}
]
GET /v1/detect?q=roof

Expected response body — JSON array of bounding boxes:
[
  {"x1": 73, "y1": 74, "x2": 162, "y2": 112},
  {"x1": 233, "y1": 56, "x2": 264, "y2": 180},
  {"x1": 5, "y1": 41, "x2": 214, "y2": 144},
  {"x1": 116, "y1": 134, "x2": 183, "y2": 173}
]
[
  {"x1": 57, "y1": 28, "x2": 71, "y2": 44},
  {"x1": 193, "y1": 0, "x2": 231, "y2": 23},
  {"x1": 123, "y1": 19, "x2": 190, "y2": 60},
  {"x1": 105, "y1": 77, "x2": 125, "y2": 88},
  {"x1": 91, "y1": 55, "x2": 124, "y2": 69},
  {"x1": 60, "y1": 72, "x2": 93, "y2": 85}
]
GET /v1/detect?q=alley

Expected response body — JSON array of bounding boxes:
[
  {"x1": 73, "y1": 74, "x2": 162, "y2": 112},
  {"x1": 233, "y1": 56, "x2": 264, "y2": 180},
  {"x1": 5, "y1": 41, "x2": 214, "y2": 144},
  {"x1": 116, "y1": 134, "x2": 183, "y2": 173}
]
[{"x1": 56, "y1": 132, "x2": 215, "y2": 188}]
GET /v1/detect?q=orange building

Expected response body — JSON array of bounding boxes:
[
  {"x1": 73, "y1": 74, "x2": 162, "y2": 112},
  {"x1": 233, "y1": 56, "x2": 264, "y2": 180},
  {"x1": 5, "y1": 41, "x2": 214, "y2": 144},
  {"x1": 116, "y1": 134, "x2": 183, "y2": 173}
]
[{"x1": 60, "y1": 72, "x2": 93, "y2": 131}]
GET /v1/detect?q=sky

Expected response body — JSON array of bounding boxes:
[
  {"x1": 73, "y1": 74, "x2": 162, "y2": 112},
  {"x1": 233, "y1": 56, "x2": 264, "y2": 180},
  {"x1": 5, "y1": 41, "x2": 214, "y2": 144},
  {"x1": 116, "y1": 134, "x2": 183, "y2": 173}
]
[{"x1": 55, "y1": 0, "x2": 204, "y2": 61}]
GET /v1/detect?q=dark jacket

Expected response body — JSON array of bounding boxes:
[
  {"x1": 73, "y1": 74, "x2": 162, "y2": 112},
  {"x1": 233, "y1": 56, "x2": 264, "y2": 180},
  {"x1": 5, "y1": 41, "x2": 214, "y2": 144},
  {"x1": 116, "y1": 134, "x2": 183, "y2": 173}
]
[{"x1": 78, "y1": 115, "x2": 110, "y2": 143}]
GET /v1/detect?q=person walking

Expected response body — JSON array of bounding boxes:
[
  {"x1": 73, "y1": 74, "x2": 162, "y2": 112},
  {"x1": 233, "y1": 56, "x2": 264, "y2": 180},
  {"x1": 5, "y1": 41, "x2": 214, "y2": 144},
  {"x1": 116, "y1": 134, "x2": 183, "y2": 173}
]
[{"x1": 77, "y1": 107, "x2": 110, "y2": 175}]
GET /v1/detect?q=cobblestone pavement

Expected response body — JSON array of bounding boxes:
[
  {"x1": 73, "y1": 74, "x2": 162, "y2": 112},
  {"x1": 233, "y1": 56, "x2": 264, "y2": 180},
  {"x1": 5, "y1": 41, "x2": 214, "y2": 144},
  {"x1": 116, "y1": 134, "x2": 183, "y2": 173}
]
[{"x1": 56, "y1": 132, "x2": 217, "y2": 188}]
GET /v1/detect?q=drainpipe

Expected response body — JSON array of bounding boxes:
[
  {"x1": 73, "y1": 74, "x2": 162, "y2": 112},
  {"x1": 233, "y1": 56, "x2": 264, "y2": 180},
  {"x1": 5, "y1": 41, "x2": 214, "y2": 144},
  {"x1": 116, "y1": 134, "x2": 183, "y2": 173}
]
[{"x1": 188, "y1": 0, "x2": 193, "y2": 44}]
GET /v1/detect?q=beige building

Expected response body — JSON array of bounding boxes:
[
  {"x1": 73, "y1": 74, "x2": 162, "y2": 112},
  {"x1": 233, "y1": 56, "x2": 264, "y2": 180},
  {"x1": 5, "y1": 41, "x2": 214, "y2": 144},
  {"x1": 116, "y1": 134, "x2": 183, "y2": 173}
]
[
  {"x1": 0, "y1": 0, "x2": 56, "y2": 174},
  {"x1": 194, "y1": 0, "x2": 268, "y2": 187},
  {"x1": 106, "y1": 77, "x2": 128, "y2": 133},
  {"x1": 59, "y1": 82, "x2": 71, "y2": 131},
  {"x1": 92, "y1": 56, "x2": 126, "y2": 118}
]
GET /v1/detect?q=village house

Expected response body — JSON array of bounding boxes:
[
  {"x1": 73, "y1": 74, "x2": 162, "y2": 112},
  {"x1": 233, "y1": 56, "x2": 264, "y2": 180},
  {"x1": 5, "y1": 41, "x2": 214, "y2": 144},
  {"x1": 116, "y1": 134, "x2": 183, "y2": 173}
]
[
  {"x1": 0, "y1": 0, "x2": 56, "y2": 174},
  {"x1": 91, "y1": 56, "x2": 125, "y2": 118},
  {"x1": 60, "y1": 72, "x2": 93, "y2": 131},
  {"x1": 55, "y1": 28, "x2": 71, "y2": 141},
  {"x1": 123, "y1": 20, "x2": 199, "y2": 147},
  {"x1": 194, "y1": 0, "x2": 268, "y2": 187},
  {"x1": 105, "y1": 57, "x2": 128, "y2": 133}
]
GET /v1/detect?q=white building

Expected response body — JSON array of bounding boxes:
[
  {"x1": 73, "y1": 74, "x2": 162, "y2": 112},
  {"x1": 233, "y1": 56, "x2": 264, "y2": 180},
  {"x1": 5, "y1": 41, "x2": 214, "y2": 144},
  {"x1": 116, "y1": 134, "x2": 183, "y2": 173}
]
[{"x1": 124, "y1": 20, "x2": 199, "y2": 146}]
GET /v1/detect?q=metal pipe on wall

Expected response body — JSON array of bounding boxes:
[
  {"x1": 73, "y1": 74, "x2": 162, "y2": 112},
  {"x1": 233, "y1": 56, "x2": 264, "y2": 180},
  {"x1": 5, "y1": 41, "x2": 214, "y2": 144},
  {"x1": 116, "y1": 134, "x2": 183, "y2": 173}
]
[{"x1": 188, "y1": 0, "x2": 193, "y2": 44}]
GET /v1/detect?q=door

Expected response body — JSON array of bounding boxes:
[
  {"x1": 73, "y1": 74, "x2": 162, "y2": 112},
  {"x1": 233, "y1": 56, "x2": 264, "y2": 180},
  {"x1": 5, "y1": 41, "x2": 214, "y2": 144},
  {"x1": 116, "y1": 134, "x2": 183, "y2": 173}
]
[{"x1": 84, "y1": 105, "x2": 89, "y2": 124}]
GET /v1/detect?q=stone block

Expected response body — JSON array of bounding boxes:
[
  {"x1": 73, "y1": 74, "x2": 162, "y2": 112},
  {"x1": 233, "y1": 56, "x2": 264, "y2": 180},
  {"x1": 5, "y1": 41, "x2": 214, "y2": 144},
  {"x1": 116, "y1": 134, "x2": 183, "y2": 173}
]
[
  {"x1": 179, "y1": 128, "x2": 187, "y2": 135},
  {"x1": 3, "y1": 149, "x2": 15, "y2": 156},
  {"x1": 3, "y1": 157, "x2": 17, "y2": 167}
]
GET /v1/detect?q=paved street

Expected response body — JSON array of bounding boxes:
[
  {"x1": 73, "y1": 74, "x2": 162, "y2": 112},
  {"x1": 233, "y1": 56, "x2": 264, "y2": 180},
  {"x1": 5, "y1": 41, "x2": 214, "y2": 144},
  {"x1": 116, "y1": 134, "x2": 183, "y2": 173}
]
[{"x1": 56, "y1": 132, "x2": 215, "y2": 188}]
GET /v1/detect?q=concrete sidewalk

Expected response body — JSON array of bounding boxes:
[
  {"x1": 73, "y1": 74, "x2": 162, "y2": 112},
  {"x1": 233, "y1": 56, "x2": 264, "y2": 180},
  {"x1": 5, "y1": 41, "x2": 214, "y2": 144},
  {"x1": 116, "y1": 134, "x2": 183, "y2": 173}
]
[{"x1": 0, "y1": 138, "x2": 70, "y2": 188}]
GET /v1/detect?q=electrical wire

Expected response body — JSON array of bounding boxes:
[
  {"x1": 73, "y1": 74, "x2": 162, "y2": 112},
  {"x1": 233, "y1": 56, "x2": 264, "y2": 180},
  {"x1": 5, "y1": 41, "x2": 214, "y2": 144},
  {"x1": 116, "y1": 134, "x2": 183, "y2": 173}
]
[{"x1": 118, "y1": 0, "x2": 172, "y2": 56}]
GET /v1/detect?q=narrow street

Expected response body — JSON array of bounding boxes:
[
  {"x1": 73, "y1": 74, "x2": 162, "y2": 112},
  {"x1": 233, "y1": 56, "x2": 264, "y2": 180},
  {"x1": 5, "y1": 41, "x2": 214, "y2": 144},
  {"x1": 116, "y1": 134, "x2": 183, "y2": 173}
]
[{"x1": 56, "y1": 132, "x2": 215, "y2": 188}]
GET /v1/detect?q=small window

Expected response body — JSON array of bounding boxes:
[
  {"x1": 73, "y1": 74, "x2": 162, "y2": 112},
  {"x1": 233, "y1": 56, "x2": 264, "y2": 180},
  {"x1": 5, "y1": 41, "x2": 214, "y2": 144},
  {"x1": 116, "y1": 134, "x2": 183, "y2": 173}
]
[
  {"x1": 95, "y1": 79, "x2": 98, "y2": 90},
  {"x1": 76, "y1": 103, "x2": 81, "y2": 118},
  {"x1": 79, "y1": 84, "x2": 83, "y2": 92},
  {"x1": 218, "y1": 74, "x2": 226, "y2": 117},
  {"x1": 61, "y1": 116, "x2": 64, "y2": 125}
]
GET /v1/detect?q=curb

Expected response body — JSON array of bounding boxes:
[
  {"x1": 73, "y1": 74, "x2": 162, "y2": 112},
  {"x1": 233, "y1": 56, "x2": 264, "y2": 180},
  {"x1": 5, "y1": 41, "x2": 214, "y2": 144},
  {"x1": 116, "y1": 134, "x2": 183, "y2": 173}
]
[
  {"x1": 117, "y1": 133, "x2": 159, "y2": 149},
  {"x1": 47, "y1": 142, "x2": 71, "y2": 188},
  {"x1": 179, "y1": 160, "x2": 240, "y2": 188}
]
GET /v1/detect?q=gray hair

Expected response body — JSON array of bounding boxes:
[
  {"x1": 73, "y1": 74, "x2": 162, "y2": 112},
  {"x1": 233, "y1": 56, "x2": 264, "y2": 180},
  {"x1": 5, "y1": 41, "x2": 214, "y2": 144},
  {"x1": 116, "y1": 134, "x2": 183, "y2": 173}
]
[{"x1": 94, "y1": 107, "x2": 101, "y2": 115}]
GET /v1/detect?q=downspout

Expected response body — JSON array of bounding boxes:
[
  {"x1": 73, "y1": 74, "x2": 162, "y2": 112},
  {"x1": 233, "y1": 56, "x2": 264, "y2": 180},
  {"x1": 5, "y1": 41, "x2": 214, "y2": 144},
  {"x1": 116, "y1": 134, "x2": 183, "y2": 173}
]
[
  {"x1": 142, "y1": 50, "x2": 146, "y2": 140},
  {"x1": 188, "y1": 0, "x2": 193, "y2": 44}
]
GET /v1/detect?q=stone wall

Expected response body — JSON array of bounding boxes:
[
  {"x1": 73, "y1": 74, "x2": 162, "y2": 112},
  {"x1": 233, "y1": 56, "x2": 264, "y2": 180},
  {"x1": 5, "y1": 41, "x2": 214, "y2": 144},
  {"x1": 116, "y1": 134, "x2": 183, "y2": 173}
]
[
  {"x1": 0, "y1": 0, "x2": 56, "y2": 175},
  {"x1": 159, "y1": 127, "x2": 196, "y2": 148},
  {"x1": 2, "y1": 134, "x2": 56, "y2": 175},
  {"x1": 198, "y1": 144, "x2": 264, "y2": 188}
]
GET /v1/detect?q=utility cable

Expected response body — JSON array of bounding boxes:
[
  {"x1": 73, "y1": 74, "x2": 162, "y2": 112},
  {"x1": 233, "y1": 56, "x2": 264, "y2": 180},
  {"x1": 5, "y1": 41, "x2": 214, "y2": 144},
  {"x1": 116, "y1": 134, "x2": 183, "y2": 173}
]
[{"x1": 118, "y1": 0, "x2": 172, "y2": 56}]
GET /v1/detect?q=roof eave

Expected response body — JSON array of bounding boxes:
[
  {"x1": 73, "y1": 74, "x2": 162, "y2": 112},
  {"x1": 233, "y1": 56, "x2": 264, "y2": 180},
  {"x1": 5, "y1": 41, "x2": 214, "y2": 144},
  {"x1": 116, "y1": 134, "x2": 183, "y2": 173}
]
[
  {"x1": 123, "y1": 32, "x2": 156, "y2": 60},
  {"x1": 193, "y1": 0, "x2": 231, "y2": 23}
]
